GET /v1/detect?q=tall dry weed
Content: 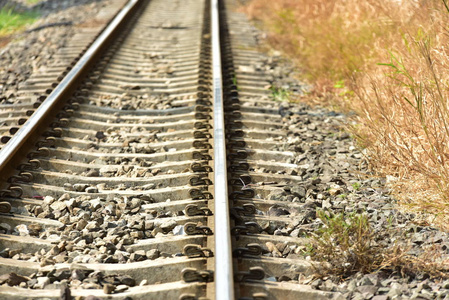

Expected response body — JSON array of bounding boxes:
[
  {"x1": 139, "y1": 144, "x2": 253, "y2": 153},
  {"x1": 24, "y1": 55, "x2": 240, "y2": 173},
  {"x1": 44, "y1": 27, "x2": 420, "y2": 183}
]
[{"x1": 242, "y1": 0, "x2": 449, "y2": 228}]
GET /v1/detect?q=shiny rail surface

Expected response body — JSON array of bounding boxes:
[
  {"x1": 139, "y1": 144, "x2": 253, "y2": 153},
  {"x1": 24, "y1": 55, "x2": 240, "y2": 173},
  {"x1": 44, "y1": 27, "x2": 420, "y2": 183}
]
[{"x1": 211, "y1": 0, "x2": 234, "y2": 299}]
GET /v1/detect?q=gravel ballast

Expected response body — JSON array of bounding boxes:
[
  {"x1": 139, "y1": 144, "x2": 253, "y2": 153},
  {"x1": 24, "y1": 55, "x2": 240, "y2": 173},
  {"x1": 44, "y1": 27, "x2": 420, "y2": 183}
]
[
  {"x1": 228, "y1": 2, "x2": 449, "y2": 299},
  {"x1": 1, "y1": 0, "x2": 449, "y2": 299},
  {"x1": 0, "y1": 0, "x2": 125, "y2": 104}
]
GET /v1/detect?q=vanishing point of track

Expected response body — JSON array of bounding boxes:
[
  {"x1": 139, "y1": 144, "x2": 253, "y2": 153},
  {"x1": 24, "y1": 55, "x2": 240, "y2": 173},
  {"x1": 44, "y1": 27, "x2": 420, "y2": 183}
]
[{"x1": 0, "y1": 0, "x2": 341, "y2": 299}]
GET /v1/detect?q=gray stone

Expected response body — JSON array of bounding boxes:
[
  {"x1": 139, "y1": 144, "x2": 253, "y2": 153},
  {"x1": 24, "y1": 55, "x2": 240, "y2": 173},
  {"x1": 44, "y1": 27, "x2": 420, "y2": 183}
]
[
  {"x1": 43, "y1": 196, "x2": 55, "y2": 206},
  {"x1": 71, "y1": 269, "x2": 86, "y2": 281},
  {"x1": 387, "y1": 288, "x2": 402, "y2": 298},
  {"x1": 76, "y1": 219, "x2": 88, "y2": 230},
  {"x1": 85, "y1": 186, "x2": 98, "y2": 193},
  {"x1": 268, "y1": 189, "x2": 286, "y2": 201},
  {"x1": 291, "y1": 186, "x2": 306, "y2": 198},
  {"x1": 119, "y1": 275, "x2": 135, "y2": 286},
  {"x1": 160, "y1": 219, "x2": 177, "y2": 232},
  {"x1": 52, "y1": 269, "x2": 71, "y2": 281},
  {"x1": 35, "y1": 277, "x2": 50, "y2": 289},
  {"x1": 419, "y1": 289, "x2": 435, "y2": 299},
  {"x1": 89, "y1": 198, "x2": 102, "y2": 210},
  {"x1": 130, "y1": 252, "x2": 145, "y2": 262},
  {"x1": 359, "y1": 274, "x2": 379, "y2": 286},
  {"x1": 409, "y1": 292, "x2": 422, "y2": 300},
  {"x1": 14, "y1": 224, "x2": 29, "y2": 236},
  {"x1": 320, "y1": 279, "x2": 335, "y2": 292},
  {"x1": 86, "y1": 169, "x2": 100, "y2": 177},
  {"x1": 73, "y1": 184, "x2": 89, "y2": 192},
  {"x1": 142, "y1": 183, "x2": 156, "y2": 190},
  {"x1": 289, "y1": 228, "x2": 300, "y2": 237},
  {"x1": 357, "y1": 285, "x2": 378, "y2": 295},
  {"x1": 146, "y1": 249, "x2": 160, "y2": 260},
  {"x1": 351, "y1": 293, "x2": 365, "y2": 300},
  {"x1": 50, "y1": 201, "x2": 67, "y2": 211},
  {"x1": 346, "y1": 279, "x2": 357, "y2": 292},
  {"x1": 322, "y1": 199, "x2": 332, "y2": 209},
  {"x1": 267, "y1": 205, "x2": 290, "y2": 217},
  {"x1": 100, "y1": 166, "x2": 118, "y2": 174}
]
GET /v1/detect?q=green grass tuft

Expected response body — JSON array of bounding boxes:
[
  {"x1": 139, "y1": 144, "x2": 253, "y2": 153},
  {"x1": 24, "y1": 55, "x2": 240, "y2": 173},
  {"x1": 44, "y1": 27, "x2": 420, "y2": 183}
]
[
  {"x1": 309, "y1": 210, "x2": 381, "y2": 277},
  {"x1": 270, "y1": 86, "x2": 290, "y2": 102},
  {"x1": 309, "y1": 210, "x2": 449, "y2": 279},
  {"x1": 0, "y1": 8, "x2": 39, "y2": 36},
  {"x1": 351, "y1": 182, "x2": 361, "y2": 191}
]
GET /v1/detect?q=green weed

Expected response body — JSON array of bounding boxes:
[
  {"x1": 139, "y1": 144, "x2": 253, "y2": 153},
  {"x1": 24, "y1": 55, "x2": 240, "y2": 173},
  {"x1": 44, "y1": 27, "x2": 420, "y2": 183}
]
[
  {"x1": 309, "y1": 210, "x2": 381, "y2": 277},
  {"x1": 351, "y1": 182, "x2": 361, "y2": 191},
  {"x1": 270, "y1": 86, "x2": 289, "y2": 102},
  {"x1": 232, "y1": 74, "x2": 239, "y2": 90},
  {"x1": 0, "y1": 8, "x2": 39, "y2": 36},
  {"x1": 309, "y1": 210, "x2": 449, "y2": 279}
]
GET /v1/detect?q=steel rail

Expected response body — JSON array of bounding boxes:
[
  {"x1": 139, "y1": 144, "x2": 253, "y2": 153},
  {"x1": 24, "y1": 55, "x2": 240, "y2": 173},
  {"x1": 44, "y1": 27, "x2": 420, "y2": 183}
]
[
  {"x1": 0, "y1": 0, "x2": 140, "y2": 183},
  {"x1": 211, "y1": 0, "x2": 235, "y2": 299}
]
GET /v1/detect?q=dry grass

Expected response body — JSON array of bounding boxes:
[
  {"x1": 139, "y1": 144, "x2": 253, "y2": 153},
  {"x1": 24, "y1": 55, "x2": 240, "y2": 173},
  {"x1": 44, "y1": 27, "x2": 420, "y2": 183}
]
[{"x1": 242, "y1": 0, "x2": 449, "y2": 229}]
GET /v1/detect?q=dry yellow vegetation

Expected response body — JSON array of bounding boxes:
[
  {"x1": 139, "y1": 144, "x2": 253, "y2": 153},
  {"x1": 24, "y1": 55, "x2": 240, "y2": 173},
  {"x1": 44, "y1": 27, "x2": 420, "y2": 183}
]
[{"x1": 242, "y1": 0, "x2": 449, "y2": 230}]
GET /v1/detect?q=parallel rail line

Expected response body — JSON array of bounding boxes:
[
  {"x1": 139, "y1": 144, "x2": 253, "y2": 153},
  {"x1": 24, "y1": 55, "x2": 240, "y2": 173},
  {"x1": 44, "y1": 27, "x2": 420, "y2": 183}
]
[{"x1": 0, "y1": 0, "x2": 342, "y2": 299}]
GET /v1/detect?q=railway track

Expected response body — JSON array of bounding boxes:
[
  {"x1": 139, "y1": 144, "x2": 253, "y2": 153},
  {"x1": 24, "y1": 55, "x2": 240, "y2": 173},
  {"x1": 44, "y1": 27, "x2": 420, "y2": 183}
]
[{"x1": 0, "y1": 0, "x2": 343, "y2": 299}]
